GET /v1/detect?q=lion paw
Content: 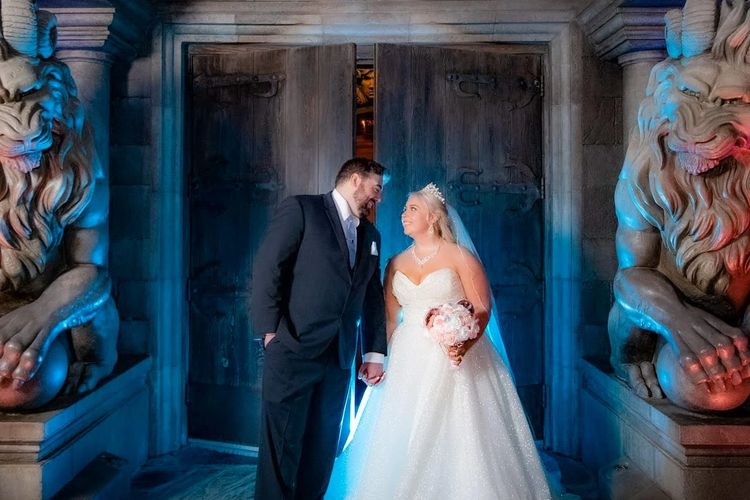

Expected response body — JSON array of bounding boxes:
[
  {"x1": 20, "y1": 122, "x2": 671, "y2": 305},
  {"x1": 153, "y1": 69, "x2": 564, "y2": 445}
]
[
  {"x1": 626, "y1": 362, "x2": 664, "y2": 399},
  {"x1": 64, "y1": 359, "x2": 114, "y2": 396}
]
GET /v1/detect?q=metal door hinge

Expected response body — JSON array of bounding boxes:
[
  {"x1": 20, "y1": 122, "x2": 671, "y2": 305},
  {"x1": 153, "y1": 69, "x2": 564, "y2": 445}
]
[{"x1": 535, "y1": 75, "x2": 544, "y2": 98}]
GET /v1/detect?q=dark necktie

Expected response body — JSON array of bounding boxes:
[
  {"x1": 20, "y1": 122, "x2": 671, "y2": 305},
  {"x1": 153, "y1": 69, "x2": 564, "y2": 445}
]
[{"x1": 345, "y1": 216, "x2": 357, "y2": 268}]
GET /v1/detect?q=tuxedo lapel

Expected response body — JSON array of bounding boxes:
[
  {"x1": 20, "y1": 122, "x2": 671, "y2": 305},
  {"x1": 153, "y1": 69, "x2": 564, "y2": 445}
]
[
  {"x1": 323, "y1": 192, "x2": 352, "y2": 277},
  {"x1": 352, "y1": 222, "x2": 369, "y2": 276}
]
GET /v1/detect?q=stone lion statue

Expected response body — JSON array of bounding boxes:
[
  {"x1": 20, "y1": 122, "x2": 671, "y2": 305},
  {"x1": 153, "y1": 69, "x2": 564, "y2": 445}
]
[
  {"x1": 0, "y1": 0, "x2": 118, "y2": 410},
  {"x1": 609, "y1": 0, "x2": 750, "y2": 412}
]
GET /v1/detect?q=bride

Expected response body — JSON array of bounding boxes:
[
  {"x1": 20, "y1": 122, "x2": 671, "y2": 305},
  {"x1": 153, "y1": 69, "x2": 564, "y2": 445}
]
[{"x1": 326, "y1": 183, "x2": 551, "y2": 500}]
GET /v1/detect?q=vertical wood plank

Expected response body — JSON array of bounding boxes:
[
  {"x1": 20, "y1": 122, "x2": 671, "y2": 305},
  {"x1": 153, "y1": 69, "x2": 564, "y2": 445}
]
[
  {"x1": 316, "y1": 44, "x2": 355, "y2": 193},
  {"x1": 187, "y1": 44, "x2": 355, "y2": 446},
  {"x1": 375, "y1": 44, "x2": 413, "y2": 262},
  {"x1": 285, "y1": 46, "x2": 319, "y2": 198},
  {"x1": 376, "y1": 44, "x2": 545, "y2": 437},
  {"x1": 408, "y1": 46, "x2": 446, "y2": 197}
]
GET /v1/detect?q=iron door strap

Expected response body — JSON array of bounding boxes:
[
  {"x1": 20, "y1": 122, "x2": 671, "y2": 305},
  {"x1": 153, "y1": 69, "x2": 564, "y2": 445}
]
[
  {"x1": 449, "y1": 167, "x2": 542, "y2": 212},
  {"x1": 193, "y1": 72, "x2": 286, "y2": 97},
  {"x1": 446, "y1": 72, "x2": 542, "y2": 108},
  {"x1": 447, "y1": 73, "x2": 496, "y2": 98}
]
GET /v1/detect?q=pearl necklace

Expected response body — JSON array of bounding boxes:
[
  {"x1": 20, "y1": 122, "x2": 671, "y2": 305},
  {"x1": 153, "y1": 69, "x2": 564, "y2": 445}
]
[{"x1": 410, "y1": 243, "x2": 440, "y2": 267}]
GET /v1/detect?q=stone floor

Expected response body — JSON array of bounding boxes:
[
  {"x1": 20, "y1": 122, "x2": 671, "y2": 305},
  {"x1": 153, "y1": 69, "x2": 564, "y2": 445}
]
[
  {"x1": 130, "y1": 446, "x2": 598, "y2": 499},
  {"x1": 130, "y1": 447, "x2": 257, "y2": 499}
]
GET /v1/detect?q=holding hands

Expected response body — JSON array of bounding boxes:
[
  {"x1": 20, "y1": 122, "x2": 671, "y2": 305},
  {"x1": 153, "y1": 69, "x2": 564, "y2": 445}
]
[{"x1": 358, "y1": 362, "x2": 385, "y2": 386}]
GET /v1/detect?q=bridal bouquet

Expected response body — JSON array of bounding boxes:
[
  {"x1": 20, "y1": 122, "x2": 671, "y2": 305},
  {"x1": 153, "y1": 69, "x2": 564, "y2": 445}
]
[{"x1": 425, "y1": 300, "x2": 480, "y2": 368}]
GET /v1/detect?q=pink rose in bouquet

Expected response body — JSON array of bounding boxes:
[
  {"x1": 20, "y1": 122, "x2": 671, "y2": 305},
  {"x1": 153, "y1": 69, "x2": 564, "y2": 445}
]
[{"x1": 425, "y1": 299, "x2": 480, "y2": 367}]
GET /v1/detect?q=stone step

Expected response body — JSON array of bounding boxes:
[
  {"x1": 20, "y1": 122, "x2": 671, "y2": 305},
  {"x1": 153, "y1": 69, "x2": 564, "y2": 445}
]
[
  {"x1": 581, "y1": 358, "x2": 750, "y2": 499},
  {"x1": 598, "y1": 458, "x2": 670, "y2": 500},
  {"x1": 53, "y1": 452, "x2": 131, "y2": 500},
  {"x1": 0, "y1": 356, "x2": 150, "y2": 499}
]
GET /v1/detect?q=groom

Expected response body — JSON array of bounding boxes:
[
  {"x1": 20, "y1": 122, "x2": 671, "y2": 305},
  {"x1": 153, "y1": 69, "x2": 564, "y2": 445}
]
[{"x1": 251, "y1": 158, "x2": 388, "y2": 499}]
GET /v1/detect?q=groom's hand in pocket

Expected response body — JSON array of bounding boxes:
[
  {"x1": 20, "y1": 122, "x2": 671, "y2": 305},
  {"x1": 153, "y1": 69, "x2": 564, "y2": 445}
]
[
  {"x1": 263, "y1": 333, "x2": 276, "y2": 349},
  {"x1": 358, "y1": 362, "x2": 385, "y2": 386}
]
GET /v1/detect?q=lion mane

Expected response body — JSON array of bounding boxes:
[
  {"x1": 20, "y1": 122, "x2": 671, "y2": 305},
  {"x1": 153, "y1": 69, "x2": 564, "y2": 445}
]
[
  {"x1": 621, "y1": 0, "x2": 750, "y2": 298},
  {"x1": 625, "y1": 79, "x2": 750, "y2": 297},
  {"x1": 0, "y1": 59, "x2": 95, "y2": 291}
]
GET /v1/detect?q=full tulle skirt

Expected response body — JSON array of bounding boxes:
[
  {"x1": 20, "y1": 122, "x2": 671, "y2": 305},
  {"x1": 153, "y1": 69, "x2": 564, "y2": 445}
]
[{"x1": 326, "y1": 318, "x2": 551, "y2": 500}]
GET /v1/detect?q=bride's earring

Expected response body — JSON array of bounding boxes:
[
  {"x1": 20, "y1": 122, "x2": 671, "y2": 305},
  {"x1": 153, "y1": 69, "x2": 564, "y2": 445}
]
[{"x1": 428, "y1": 224, "x2": 435, "y2": 235}]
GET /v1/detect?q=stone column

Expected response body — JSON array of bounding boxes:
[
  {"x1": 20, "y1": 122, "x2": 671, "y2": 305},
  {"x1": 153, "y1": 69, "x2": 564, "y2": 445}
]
[
  {"x1": 56, "y1": 50, "x2": 114, "y2": 175},
  {"x1": 40, "y1": 0, "x2": 151, "y2": 175},
  {"x1": 579, "y1": 0, "x2": 674, "y2": 115},
  {"x1": 618, "y1": 50, "x2": 666, "y2": 145}
]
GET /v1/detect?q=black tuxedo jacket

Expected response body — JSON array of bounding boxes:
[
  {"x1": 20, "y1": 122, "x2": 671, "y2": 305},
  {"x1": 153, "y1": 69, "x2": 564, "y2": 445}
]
[{"x1": 251, "y1": 192, "x2": 387, "y2": 368}]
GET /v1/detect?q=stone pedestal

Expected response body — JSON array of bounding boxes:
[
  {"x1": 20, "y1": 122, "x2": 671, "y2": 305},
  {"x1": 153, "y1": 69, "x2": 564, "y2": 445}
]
[
  {"x1": 581, "y1": 358, "x2": 750, "y2": 500},
  {"x1": 0, "y1": 356, "x2": 150, "y2": 500}
]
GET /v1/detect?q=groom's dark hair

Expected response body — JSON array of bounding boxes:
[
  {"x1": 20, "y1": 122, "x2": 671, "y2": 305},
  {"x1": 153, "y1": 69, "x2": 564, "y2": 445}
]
[{"x1": 335, "y1": 157, "x2": 388, "y2": 186}]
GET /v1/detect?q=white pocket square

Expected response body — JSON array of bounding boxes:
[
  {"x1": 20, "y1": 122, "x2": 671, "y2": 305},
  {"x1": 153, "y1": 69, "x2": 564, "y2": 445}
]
[{"x1": 370, "y1": 241, "x2": 379, "y2": 256}]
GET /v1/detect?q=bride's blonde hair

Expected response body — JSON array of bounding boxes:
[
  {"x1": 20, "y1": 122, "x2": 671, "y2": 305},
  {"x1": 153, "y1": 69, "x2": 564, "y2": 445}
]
[{"x1": 412, "y1": 183, "x2": 456, "y2": 243}]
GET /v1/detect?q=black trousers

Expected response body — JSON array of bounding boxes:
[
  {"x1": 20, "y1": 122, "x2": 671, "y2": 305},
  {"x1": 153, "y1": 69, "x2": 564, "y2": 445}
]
[{"x1": 254, "y1": 338, "x2": 350, "y2": 500}]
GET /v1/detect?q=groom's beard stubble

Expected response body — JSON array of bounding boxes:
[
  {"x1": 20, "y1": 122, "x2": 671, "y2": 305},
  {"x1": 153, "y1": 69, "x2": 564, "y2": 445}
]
[{"x1": 352, "y1": 184, "x2": 372, "y2": 218}]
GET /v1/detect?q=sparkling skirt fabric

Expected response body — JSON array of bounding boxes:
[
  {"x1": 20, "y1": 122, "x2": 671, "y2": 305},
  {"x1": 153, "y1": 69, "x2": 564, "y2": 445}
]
[{"x1": 326, "y1": 268, "x2": 551, "y2": 500}]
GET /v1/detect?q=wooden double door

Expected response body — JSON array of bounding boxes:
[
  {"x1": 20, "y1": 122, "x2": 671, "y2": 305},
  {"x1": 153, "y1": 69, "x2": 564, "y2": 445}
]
[{"x1": 187, "y1": 44, "x2": 545, "y2": 447}]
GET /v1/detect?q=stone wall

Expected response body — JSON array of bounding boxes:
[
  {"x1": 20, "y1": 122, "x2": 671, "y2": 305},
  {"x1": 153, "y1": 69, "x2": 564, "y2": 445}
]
[
  {"x1": 110, "y1": 55, "x2": 153, "y2": 357},
  {"x1": 579, "y1": 39, "x2": 622, "y2": 361},
  {"x1": 577, "y1": 0, "x2": 676, "y2": 366}
]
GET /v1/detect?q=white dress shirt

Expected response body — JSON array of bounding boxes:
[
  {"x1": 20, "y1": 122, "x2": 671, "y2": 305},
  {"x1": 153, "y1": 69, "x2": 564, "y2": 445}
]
[{"x1": 332, "y1": 189, "x2": 385, "y2": 365}]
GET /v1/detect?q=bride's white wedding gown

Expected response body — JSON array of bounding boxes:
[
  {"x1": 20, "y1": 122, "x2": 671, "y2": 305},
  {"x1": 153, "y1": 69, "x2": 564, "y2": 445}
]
[{"x1": 326, "y1": 267, "x2": 551, "y2": 500}]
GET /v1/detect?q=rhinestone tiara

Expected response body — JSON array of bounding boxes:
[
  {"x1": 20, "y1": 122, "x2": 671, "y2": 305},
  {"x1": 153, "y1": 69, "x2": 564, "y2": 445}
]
[{"x1": 420, "y1": 183, "x2": 445, "y2": 204}]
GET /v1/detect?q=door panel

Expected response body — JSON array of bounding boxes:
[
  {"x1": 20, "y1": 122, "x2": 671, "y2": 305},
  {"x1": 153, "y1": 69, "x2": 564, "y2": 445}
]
[
  {"x1": 375, "y1": 44, "x2": 545, "y2": 436},
  {"x1": 187, "y1": 44, "x2": 355, "y2": 446}
]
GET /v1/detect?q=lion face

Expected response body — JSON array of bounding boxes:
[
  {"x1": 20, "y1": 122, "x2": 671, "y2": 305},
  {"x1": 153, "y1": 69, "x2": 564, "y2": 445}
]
[
  {"x1": 0, "y1": 53, "x2": 68, "y2": 174},
  {"x1": 652, "y1": 55, "x2": 750, "y2": 175}
]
